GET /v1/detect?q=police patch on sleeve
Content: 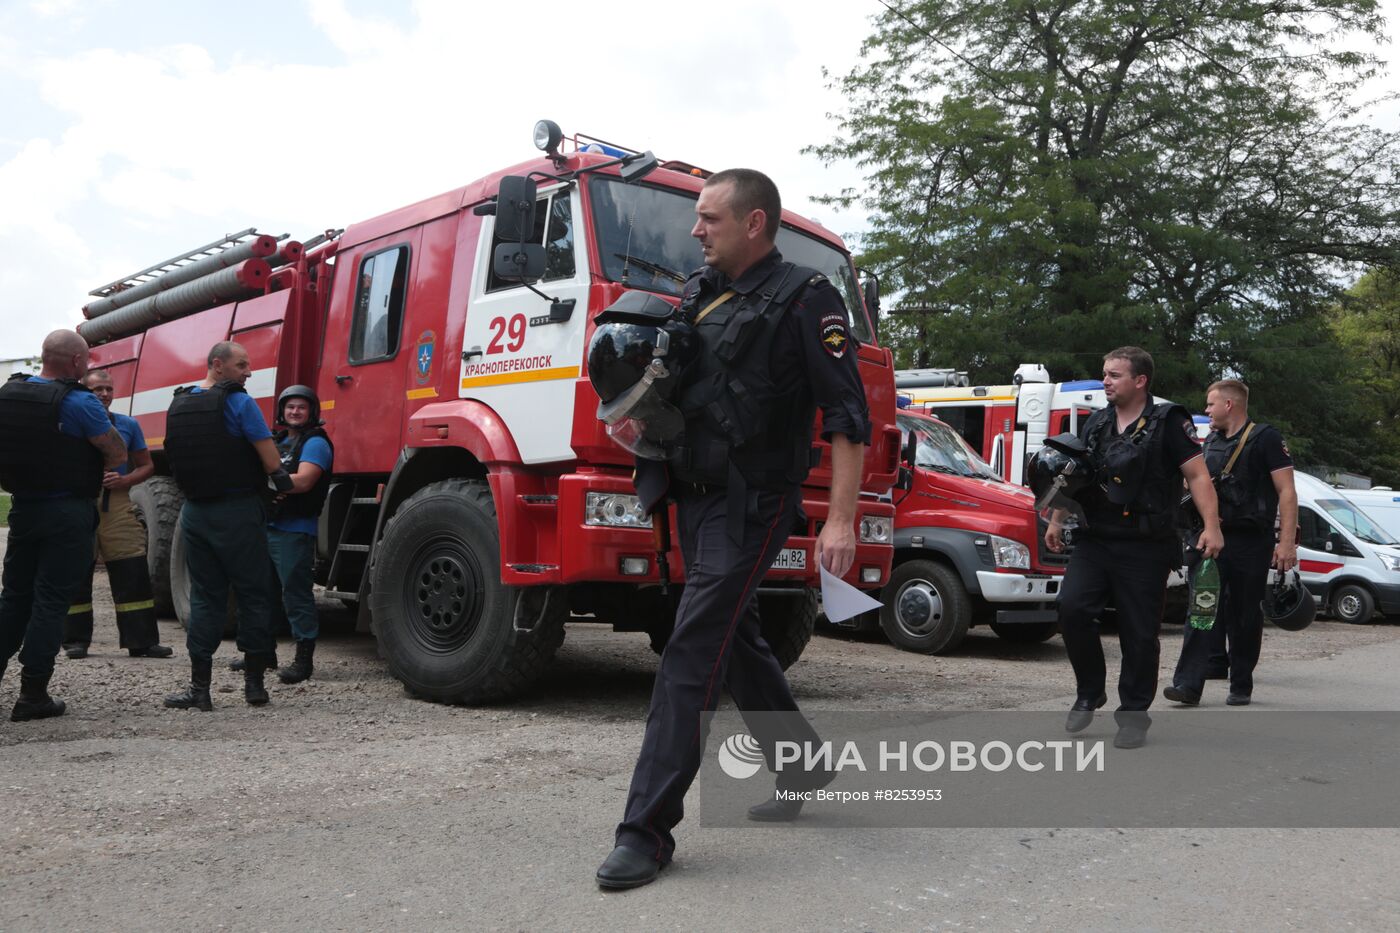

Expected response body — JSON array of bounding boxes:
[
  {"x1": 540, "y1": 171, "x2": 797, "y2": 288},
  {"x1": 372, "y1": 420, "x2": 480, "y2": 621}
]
[
  {"x1": 1184, "y1": 419, "x2": 1202, "y2": 444},
  {"x1": 820, "y1": 313, "x2": 849, "y2": 359}
]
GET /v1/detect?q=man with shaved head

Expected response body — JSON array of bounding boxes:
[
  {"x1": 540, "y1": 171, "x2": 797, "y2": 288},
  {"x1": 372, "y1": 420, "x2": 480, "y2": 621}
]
[
  {"x1": 0, "y1": 330, "x2": 127, "y2": 722},
  {"x1": 161, "y1": 341, "x2": 292, "y2": 711}
]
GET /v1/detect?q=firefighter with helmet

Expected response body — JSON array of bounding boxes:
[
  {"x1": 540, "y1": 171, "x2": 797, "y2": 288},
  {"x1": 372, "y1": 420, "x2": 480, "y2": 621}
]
[
  {"x1": 63, "y1": 367, "x2": 174, "y2": 661},
  {"x1": 589, "y1": 168, "x2": 872, "y2": 890},
  {"x1": 0, "y1": 330, "x2": 128, "y2": 721},
  {"x1": 162, "y1": 341, "x2": 294, "y2": 711},
  {"x1": 264, "y1": 384, "x2": 333, "y2": 684},
  {"x1": 1040, "y1": 347, "x2": 1223, "y2": 749}
]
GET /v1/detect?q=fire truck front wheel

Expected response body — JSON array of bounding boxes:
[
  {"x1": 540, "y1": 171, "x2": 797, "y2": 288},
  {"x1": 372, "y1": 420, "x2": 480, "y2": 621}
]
[
  {"x1": 879, "y1": 559, "x2": 971, "y2": 655},
  {"x1": 368, "y1": 479, "x2": 566, "y2": 704}
]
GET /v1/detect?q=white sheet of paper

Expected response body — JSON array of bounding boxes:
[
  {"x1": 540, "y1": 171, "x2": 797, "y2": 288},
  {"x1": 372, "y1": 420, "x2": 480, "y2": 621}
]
[{"x1": 819, "y1": 564, "x2": 883, "y2": 623}]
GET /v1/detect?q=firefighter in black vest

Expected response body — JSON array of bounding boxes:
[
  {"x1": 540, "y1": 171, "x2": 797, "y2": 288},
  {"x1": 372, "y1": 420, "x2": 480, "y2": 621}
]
[
  {"x1": 1045, "y1": 347, "x2": 1222, "y2": 749},
  {"x1": 266, "y1": 384, "x2": 333, "y2": 684},
  {"x1": 1, "y1": 330, "x2": 128, "y2": 721},
  {"x1": 63, "y1": 368, "x2": 173, "y2": 660},
  {"x1": 593, "y1": 169, "x2": 872, "y2": 890},
  {"x1": 1166, "y1": 379, "x2": 1297, "y2": 706},
  {"x1": 162, "y1": 341, "x2": 293, "y2": 711}
]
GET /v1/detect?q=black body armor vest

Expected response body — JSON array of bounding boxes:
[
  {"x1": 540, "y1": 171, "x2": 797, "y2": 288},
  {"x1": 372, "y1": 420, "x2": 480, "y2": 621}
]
[
  {"x1": 1080, "y1": 402, "x2": 1190, "y2": 539},
  {"x1": 165, "y1": 382, "x2": 265, "y2": 501},
  {"x1": 0, "y1": 374, "x2": 104, "y2": 498},
  {"x1": 1204, "y1": 422, "x2": 1272, "y2": 531},
  {"x1": 669, "y1": 261, "x2": 823, "y2": 490},
  {"x1": 272, "y1": 426, "x2": 333, "y2": 520}
]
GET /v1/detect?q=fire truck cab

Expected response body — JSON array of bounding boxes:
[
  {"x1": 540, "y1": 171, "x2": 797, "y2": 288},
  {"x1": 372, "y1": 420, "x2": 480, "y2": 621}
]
[
  {"x1": 84, "y1": 123, "x2": 901, "y2": 704},
  {"x1": 896, "y1": 364, "x2": 1107, "y2": 485}
]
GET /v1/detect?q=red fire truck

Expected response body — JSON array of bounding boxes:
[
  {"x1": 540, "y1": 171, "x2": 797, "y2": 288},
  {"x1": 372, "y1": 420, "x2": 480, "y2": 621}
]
[{"x1": 80, "y1": 123, "x2": 901, "y2": 703}]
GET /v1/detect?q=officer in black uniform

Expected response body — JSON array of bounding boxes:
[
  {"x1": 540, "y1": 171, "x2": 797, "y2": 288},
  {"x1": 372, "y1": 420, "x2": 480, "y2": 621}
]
[
  {"x1": 1166, "y1": 378, "x2": 1297, "y2": 706},
  {"x1": 594, "y1": 169, "x2": 872, "y2": 890},
  {"x1": 162, "y1": 341, "x2": 293, "y2": 711},
  {"x1": 1046, "y1": 347, "x2": 1222, "y2": 749},
  {"x1": 0, "y1": 330, "x2": 127, "y2": 721}
]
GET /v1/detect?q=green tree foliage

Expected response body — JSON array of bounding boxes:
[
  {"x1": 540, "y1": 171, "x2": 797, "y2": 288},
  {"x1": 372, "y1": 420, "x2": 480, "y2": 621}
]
[
  {"x1": 813, "y1": 0, "x2": 1400, "y2": 467},
  {"x1": 1332, "y1": 270, "x2": 1400, "y2": 483}
]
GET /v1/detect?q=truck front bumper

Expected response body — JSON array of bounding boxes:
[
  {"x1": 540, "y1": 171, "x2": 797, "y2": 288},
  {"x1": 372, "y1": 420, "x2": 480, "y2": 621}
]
[
  {"x1": 975, "y1": 571, "x2": 1062, "y2": 602},
  {"x1": 549, "y1": 473, "x2": 894, "y2": 588}
]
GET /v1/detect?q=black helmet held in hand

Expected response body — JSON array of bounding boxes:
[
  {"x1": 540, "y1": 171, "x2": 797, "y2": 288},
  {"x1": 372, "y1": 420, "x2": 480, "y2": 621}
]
[
  {"x1": 276, "y1": 384, "x2": 321, "y2": 426},
  {"x1": 586, "y1": 291, "x2": 699, "y2": 460},
  {"x1": 1028, "y1": 432, "x2": 1095, "y2": 514},
  {"x1": 1263, "y1": 569, "x2": 1315, "y2": 631}
]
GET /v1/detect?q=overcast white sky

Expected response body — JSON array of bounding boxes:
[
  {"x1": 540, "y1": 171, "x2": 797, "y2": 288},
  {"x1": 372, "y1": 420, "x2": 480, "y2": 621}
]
[{"x1": 1, "y1": 0, "x2": 1396, "y2": 359}]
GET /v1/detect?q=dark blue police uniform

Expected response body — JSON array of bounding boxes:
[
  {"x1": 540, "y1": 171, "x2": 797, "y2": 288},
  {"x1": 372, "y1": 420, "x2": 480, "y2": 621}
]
[
  {"x1": 1057, "y1": 402, "x2": 1202, "y2": 719},
  {"x1": 615, "y1": 249, "x2": 872, "y2": 865},
  {"x1": 0, "y1": 374, "x2": 109, "y2": 717}
]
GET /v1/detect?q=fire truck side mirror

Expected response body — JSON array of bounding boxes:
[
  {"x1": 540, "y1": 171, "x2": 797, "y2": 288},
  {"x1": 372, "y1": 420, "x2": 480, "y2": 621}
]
[
  {"x1": 493, "y1": 243, "x2": 546, "y2": 283},
  {"x1": 860, "y1": 270, "x2": 880, "y2": 339},
  {"x1": 495, "y1": 176, "x2": 539, "y2": 242},
  {"x1": 619, "y1": 151, "x2": 659, "y2": 182}
]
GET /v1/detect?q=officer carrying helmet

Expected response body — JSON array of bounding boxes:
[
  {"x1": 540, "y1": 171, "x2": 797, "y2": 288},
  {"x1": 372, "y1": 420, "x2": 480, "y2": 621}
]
[
  {"x1": 590, "y1": 168, "x2": 872, "y2": 890},
  {"x1": 1043, "y1": 347, "x2": 1223, "y2": 749},
  {"x1": 162, "y1": 341, "x2": 294, "y2": 711}
]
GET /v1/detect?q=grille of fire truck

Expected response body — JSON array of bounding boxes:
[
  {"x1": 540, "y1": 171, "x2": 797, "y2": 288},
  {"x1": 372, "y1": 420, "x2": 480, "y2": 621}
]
[{"x1": 88, "y1": 228, "x2": 269, "y2": 298}]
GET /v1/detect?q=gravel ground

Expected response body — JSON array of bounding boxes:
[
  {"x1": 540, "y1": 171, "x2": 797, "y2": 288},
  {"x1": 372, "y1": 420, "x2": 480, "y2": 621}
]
[{"x1": 3, "y1": 554, "x2": 1399, "y2": 931}]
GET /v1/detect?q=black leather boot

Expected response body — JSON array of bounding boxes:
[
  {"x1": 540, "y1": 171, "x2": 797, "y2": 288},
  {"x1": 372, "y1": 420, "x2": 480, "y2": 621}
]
[
  {"x1": 229, "y1": 652, "x2": 277, "y2": 672},
  {"x1": 164, "y1": 659, "x2": 213, "y2": 711},
  {"x1": 278, "y1": 640, "x2": 315, "y2": 684},
  {"x1": 244, "y1": 656, "x2": 270, "y2": 706},
  {"x1": 11, "y1": 670, "x2": 67, "y2": 722}
]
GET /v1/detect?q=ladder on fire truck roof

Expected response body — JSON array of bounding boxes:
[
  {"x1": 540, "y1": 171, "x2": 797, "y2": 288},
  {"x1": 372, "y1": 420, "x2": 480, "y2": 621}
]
[{"x1": 87, "y1": 228, "x2": 268, "y2": 298}]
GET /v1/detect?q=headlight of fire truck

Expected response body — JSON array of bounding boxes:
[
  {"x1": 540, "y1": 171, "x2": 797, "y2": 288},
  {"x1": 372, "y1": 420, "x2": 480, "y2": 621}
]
[
  {"x1": 585, "y1": 492, "x2": 653, "y2": 528},
  {"x1": 859, "y1": 516, "x2": 892, "y2": 544},
  {"x1": 987, "y1": 534, "x2": 1031, "y2": 570}
]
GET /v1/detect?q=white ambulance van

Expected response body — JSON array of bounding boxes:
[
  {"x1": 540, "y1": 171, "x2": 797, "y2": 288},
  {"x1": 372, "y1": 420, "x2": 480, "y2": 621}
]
[
  {"x1": 1292, "y1": 472, "x2": 1400, "y2": 623},
  {"x1": 1339, "y1": 488, "x2": 1400, "y2": 542}
]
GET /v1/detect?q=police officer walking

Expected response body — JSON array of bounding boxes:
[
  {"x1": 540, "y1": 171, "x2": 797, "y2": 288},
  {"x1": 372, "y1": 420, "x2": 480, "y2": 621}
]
[
  {"x1": 591, "y1": 169, "x2": 872, "y2": 889},
  {"x1": 266, "y1": 385, "x2": 333, "y2": 684},
  {"x1": 162, "y1": 341, "x2": 293, "y2": 711},
  {"x1": 63, "y1": 368, "x2": 173, "y2": 660},
  {"x1": 1045, "y1": 347, "x2": 1223, "y2": 749},
  {"x1": 0, "y1": 330, "x2": 128, "y2": 721},
  {"x1": 1166, "y1": 379, "x2": 1297, "y2": 706}
]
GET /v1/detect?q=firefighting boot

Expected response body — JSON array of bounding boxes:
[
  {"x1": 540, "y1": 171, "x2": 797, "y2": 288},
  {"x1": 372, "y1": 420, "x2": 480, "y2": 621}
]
[
  {"x1": 244, "y1": 656, "x2": 271, "y2": 706},
  {"x1": 278, "y1": 640, "x2": 315, "y2": 685},
  {"x1": 10, "y1": 671, "x2": 67, "y2": 722},
  {"x1": 163, "y1": 659, "x2": 214, "y2": 711}
]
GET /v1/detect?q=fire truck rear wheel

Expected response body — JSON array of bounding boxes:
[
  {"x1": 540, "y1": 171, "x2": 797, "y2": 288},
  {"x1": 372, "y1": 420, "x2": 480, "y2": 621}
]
[
  {"x1": 129, "y1": 475, "x2": 183, "y2": 617},
  {"x1": 879, "y1": 559, "x2": 971, "y2": 655},
  {"x1": 369, "y1": 479, "x2": 566, "y2": 704}
]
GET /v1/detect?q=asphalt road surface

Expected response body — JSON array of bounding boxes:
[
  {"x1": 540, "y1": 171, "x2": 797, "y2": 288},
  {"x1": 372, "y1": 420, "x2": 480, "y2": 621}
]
[{"x1": 2, "y1": 554, "x2": 1398, "y2": 931}]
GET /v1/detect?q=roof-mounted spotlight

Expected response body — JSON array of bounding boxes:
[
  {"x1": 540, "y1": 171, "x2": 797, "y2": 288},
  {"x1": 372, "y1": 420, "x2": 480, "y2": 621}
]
[{"x1": 534, "y1": 119, "x2": 563, "y2": 158}]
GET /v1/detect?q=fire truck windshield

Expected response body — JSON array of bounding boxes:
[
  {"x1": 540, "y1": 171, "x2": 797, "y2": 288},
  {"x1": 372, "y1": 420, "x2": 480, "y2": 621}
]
[
  {"x1": 588, "y1": 177, "x2": 872, "y2": 343},
  {"x1": 898, "y1": 413, "x2": 1003, "y2": 482}
]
